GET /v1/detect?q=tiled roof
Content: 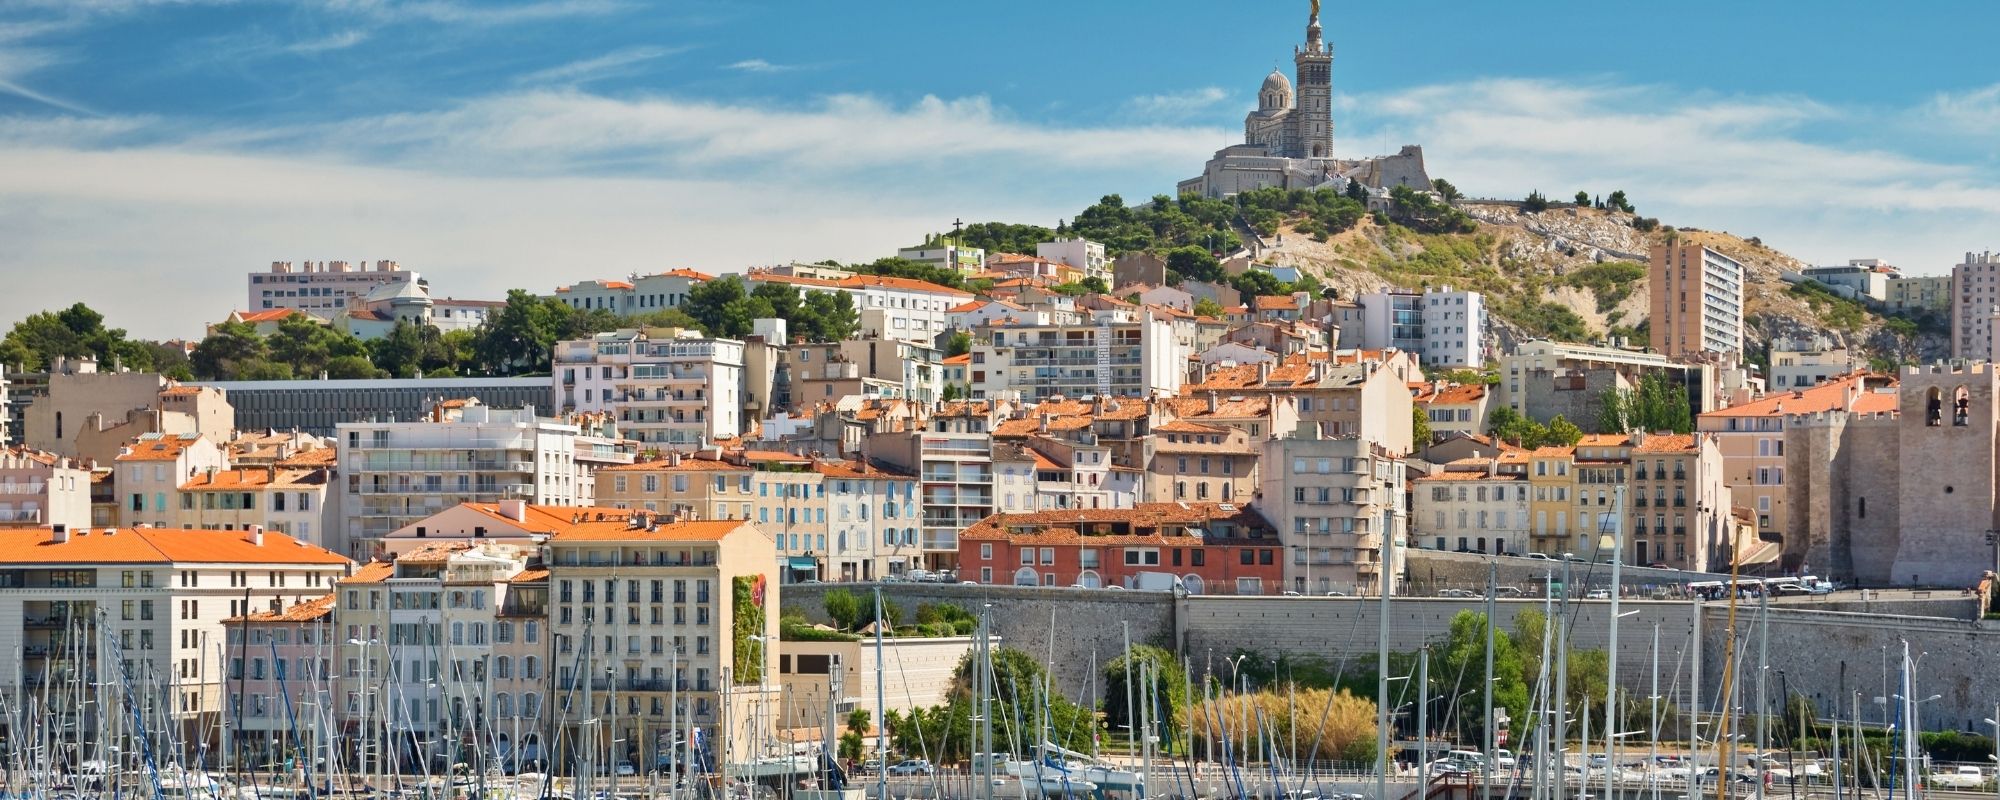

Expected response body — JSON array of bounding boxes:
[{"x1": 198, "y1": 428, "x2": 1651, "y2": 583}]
[
  {"x1": 511, "y1": 567, "x2": 550, "y2": 583},
  {"x1": 1155, "y1": 419, "x2": 1230, "y2": 434},
  {"x1": 960, "y1": 502, "x2": 1275, "y2": 545},
  {"x1": 812, "y1": 459, "x2": 911, "y2": 479},
  {"x1": 603, "y1": 281, "x2": 635, "y2": 290},
  {"x1": 1416, "y1": 470, "x2": 1525, "y2": 482},
  {"x1": 115, "y1": 433, "x2": 204, "y2": 462},
  {"x1": 397, "y1": 541, "x2": 473, "y2": 563},
  {"x1": 339, "y1": 560, "x2": 397, "y2": 584},
  {"x1": 1414, "y1": 383, "x2": 1488, "y2": 405},
  {"x1": 1701, "y1": 373, "x2": 1894, "y2": 418},
  {"x1": 230, "y1": 593, "x2": 336, "y2": 624},
  {"x1": 935, "y1": 400, "x2": 991, "y2": 417},
  {"x1": 234, "y1": 309, "x2": 299, "y2": 323},
  {"x1": 1531, "y1": 445, "x2": 1576, "y2": 457},
  {"x1": 455, "y1": 502, "x2": 748, "y2": 543},
  {"x1": 276, "y1": 448, "x2": 337, "y2": 468},
  {"x1": 180, "y1": 468, "x2": 325, "y2": 491},
  {"x1": 0, "y1": 526, "x2": 351, "y2": 566},
  {"x1": 550, "y1": 518, "x2": 747, "y2": 543},
  {"x1": 942, "y1": 353, "x2": 971, "y2": 365},
  {"x1": 1165, "y1": 395, "x2": 1272, "y2": 419},
  {"x1": 1632, "y1": 434, "x2": 1698, "y2": 453},
  {"x1": 655, "y1": 268, "x2": 714, "y2": 281},
  {"x1": 739, "y1": 449, "x2": 812, "y2": 464},
  {"x1": 599, "y1": 456, "x2": 750, "y2": 472},
  {"x1": 1252, "y1": 295, "x2": 1299, "y2": 310}
]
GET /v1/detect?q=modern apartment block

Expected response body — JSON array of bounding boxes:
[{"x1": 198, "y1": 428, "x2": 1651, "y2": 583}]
[
  {"x1": 1034, "y1": 238, "x2": 1111, "y2": 283},
  {"x1": 335, "y1": 400, "x2": 632, "y2": 559},
  {"x1": 786, "y1": 339, "x2": 944, "y2": 411},
  {"x1": 969, "y1": 305, "x2": 1187, "y2": 401},
  {"x1": 743, "y1": 270, "x2": 974, "y2": 345},
  {"x1": 1649, "y1": 241, "x2": 1745, "y2": 357},
  {"x1": 1885, "y1": 274, "x2": 1951, "y2": 317},
  {"x1": 869, "y1": 428, "x2": 994, "y2": 573},
  {"x1": 1257, "y1": 430, "x2": 1408, "y2": 596},
  {"x1": 1355, "y1": 286, "x2": 1487, "y2": 368},
  {"x1": 554, "y1": 329, "x2": 746, "y2": 448},
  {"x1": 1768, "y1": 337, "x2": 1858, "y2": 390},
  {"x1": 1952, "y1": 251, "x2": 2000, "y2": 360},
  {"x1": 249, "y1": 260, "x2": 413, "y2": 313}
]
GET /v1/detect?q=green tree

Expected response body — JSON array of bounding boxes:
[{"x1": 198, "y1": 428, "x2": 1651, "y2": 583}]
[
  {"x1": 1607, "y1": 190, "x2": 1634, "y2": 213},
  {"x1": 1166, "y1": 246, "x2": 1222, "y2": 284},
  {"x1": 1, "y1": 303, "x2": 148, "y2": 371},
  {"x1": 191, "y1": 320, "x2": 268, "y2": 379},
  {"x1": 368, "y1": 320, "x2": 437, "y2": 378},
  {"x1": 235, "y1": 358, "x2": 294, "y2": 380},
  {"x1": 1103, "y1": 645, "x2": 1189, "y2": 744},
  {"x1": 1522, "y1": 190, "x2": 1550, "y2": 213},
  {"x1": 944, "y1": 331, "x2": 972, "y2": 358},
  {"x1": 823, "y1": 589, "x2": 864, "y2": 632},
  {"x1": 1487, "y1": 406, "x2": 1550, "y2": 449},
  {"x1": 1080, "y1": 276, "x2": 1109, "y2": 294},
  {"x1": 1345, "y1": 179, "x2": 1370, "y2": 204},
  {"x1": 957, "y1": 221, "x2": 1054, "y2": 255},
  {"x1": 1428, "y1": 612, "x2": 1531, "y2": 746},
  {"x1": 847, "y1": 257, "x2": 966, "y2": 289},
  {"x1": 1574, "y1": 190, "x2": 1591, "y2": 206},
  {"x1": 1413, "y1": 406, "x2": 1434, "y2": 447},
  {"x1": 266, "y1": 312, "x2": 362, "y2": 376},
  {"x1": 1432, "y1": 178, "x2": 1462, "y2": 203},
  {"x1": 798, "y1": 290, "x2": 860, "y2": 342},
  {"x1": 325, "y1": 354, "x2": 385, "y2": 379},
  {"x1": 473, "y1": 290, "x2": 571, "y2": 374},
  {"x1": 1596, "y1": 387, "x2": 1629, "y2": 434},
  {"x1": 1229, "y1": 269, "x2": 1287, "y2": 299},
  {"x1": 1544, "y1": 414, "x2": 1584, "y2": 446}
]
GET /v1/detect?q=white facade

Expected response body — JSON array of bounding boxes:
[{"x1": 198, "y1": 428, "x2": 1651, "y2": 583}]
[
  {"x1": 335, "y1": 404, "x2": 605, "y2": 558},
  {"x1": 550, "y1": 270, "x2": 712, "y2": 315},
  {"x1": 1355, "y1": 287, "x2": 1486, "y2": 369},
  {"x1": 1035, "y1": 238, "x2": 1110, "y2": 283},
  {"x1": 895, "y1": 242, "x2": 985, "y2": 274},
  {"x1": 1800, "y1": 260, "x2": 1895, "y2": 302},
  {"x1": 554, "y1": 330, "x2": 746, "y2": 448},
  {"x1": 744, "y1": 271, "x2": 973, "y2": 344},
  {"x1": 248, "y1": 260, "x2": 410, "y2": 312},
  {"x1": 1411, "y1": 470, "x2": 1531, "y2": 555},
  {"x1": 1257, "y1": 433, "x2": 1407, "y2": 596},
  {"x1": 0, "y1": 447, "x2": 90, "y2": 528},
  {"x1": 970, "y1": 307, "x2": 1188, "y2": 401},
  {"x1": 1768, "y1": 338, "x2": 1858, "y2": 390}
]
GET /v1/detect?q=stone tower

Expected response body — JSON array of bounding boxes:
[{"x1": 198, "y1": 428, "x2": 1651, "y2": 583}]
[{"x1": 1293, "y1": 3, "x2": 1334, "y2": 159}]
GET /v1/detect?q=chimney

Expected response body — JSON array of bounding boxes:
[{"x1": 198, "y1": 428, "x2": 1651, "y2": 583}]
[
  {"x1": 1257, "y1": 361, "x2": 1272, "y2": 385},
  {"x1": 1207, "y1": 392, "x2": 1219, "y2": 413},
  {"x1": 248, "y1": 525, "x2": 264, "y2": 546},
  {"x1": 669, "y1": 451, "x2": 682, "y2": 467},
  {"x1": 1039, "y1": 413, "x2": 1053, "y2": 432},
  {"x1": 499, "y1": 498, "x2": 528, "y2": 523},
  {"x1": 51, "y1": 524, "x2": 69, "y2": 544}
]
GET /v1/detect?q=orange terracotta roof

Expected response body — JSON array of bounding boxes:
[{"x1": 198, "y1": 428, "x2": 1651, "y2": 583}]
[
  {"x1": 0, "y1": 526, "x2": 351, "y2": 566},
  {"x1": 180, "y1": 468, "x2": 323, "y2": 491},
  {"x1": 397, "y1": 541, "x2": 473, "y2": 563},
  {"x1": 550, "y1": 518, "x2": 748, "y2": 543},
  {"x1": 1415, "y1": 383, "x2": 1488, "y2": 405},
  {"x1": 655, "y1": 268, "x2": 714, "y2": 281},
  {"x1": 1155, "y1": 419, "x2": 1230, "y2": 434},
  {"x1": 115, "y1": 434, "x2": 203, "y2": 461},
  {"x1": 339, "y1": 560, "x2": 397, "y2": 584},
  {"x1": 942, "y1": 353, "x2": 971, "y2": 365},
  {"x1": 1633, "y1": 434, "x2": 1698, "y2": 453},
  {"x1": 812, "y1": 459, "x2": 911, "y2": 479},
  {"x1": 949, "y1": 301, "x2": 985, "y2": 313},
  {"x1": 1252, "y1": 295, "x2": 1299, "y2": 310},
  {"x1": 1416, "y1": 470, "x2": 1525, "y2": 482},
  {"x1": 1701, "y1": 373, "x2": 1892, "y2": 418},
  {"x1": 936, "y1": 400, "x2": 992, "y2": 417},
  {"x1": 1531, "y1": 445, "x2": 1576, "y2": 457},
  {"x1": 1165, "y1": 395, "x2": 1272, "y2": 419},
  {"x1": 602, "y1": 281, "x2": 635, "y2": 290},
  {"x1": 511, "y1": 567, "x2": 550, "y2": 583},
  {"x1": 235, "y1": 309, "x2": 300, "y2": 323},
  {"x1": 739, "y1": 449, "x2": 812, "y2": 464},
  {"x1": 276, "y1": 448, "x2": 337, "y2": 468},
  {"x1": 230, "y1": 593, "x2": 336, "y2": 624},
  {"x1": 1574, "y1": 434, "x2": 1632, "y2": 448}
]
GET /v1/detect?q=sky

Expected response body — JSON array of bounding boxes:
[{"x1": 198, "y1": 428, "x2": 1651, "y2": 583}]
[{"x1": 3, "y1": 0, "x2": 1999, "y2": 339}]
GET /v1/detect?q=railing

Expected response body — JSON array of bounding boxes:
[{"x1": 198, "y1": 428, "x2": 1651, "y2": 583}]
[
  {"x1": 0, "y1": 483, "x2": 47, "y2": 495},
  {"x1": 0, "y1": 510, "x2": 42, "y2": 523},
  {"x1": 350, "y1": 438, "x2": 533, "y2": 451},
  {"x1": 355, "y1": 483, "x2": 533, "y2": 496}
]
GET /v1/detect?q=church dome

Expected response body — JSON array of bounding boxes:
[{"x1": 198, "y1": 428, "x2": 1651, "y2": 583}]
[{"x1": 1258, "y1": 69, "x2": 1294, "y2": 114}]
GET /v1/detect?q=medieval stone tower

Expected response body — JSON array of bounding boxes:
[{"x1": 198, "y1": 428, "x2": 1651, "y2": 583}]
[{"x1": 1889, "y1": 363, "x2": 2000, "y2": 587}]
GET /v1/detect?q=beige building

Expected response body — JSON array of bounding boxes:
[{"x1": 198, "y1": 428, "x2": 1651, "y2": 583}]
[
  {"x1": 0, "y1": 445, "x2": 92, "y2": 529},
  {"x1": 786, "y1": 338, "x2": 944, "y2": 411},
  {"x1": 1769, "y1": 338, "x2": 1858, "y2": 391},
  {"x1": 1952, "y1": 251, "x2": 2000, "y2": 360},
  {"x1": 25, "y1": 360, "x2": 233, "y2": 463},
  {"x1": 114, "y1": 433, "x2": 228, "y2": 528},
  {"x1": 1649, "y1": 241, "x2": 1745, "y2": 357},
  {"x1": 1147, "y1": 420, "x2": 1258, "y2": 504},
  {"x1": 1412, "y1": 457, "x2": 1529, "y2": 556},
  {"x1": 1886, "y1": 274, "x2": 1951, "y2": 317},
  {"x1": 175, "y1": 466, "x2": 331, "y2": 542},
  {"x1": 1698, "y1": 374, "x2": 1897, "y2": 542},
  {"x1": 1257, "y1": 430, "x2": 1408, "y2": 596},
  {"x1": 776, "y1": 635, "x2": 984, "y2": 730},
  {"x1": 1185, "y1": 352, "x2": 1417, "y2": 455}
]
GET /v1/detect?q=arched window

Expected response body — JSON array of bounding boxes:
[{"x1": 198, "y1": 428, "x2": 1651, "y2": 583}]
[
  {"x1": 495, "y1": 693, "x2": 513, "y2": 718},
  {"x1": 522, "y1": 693, "x2": 541, "y2": 717},
  {"x1": 523, "y1": 656, "x2": 539, "y2": 680},
  {"x1": 1181, "y1": 574, "x2": 1205, "y2": 595},
  {"x1": 495, "y1": 656, "x2": 511, "y2": 679},
  {"x1": 1075, "y1": 570, "x2": 1102, "y2": 589},
  {"x1": 1954, "y1": 386, "x2": 1972, "y2": 427},
  {"x1": 1927, "y1": 386, "x2": 1944, "y2": 426},
  {"x1": 1013, "y1": 567, "x2": 1039, "y2": 586}
]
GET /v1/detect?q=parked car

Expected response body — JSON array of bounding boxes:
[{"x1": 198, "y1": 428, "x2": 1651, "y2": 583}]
[
  {"x1": 1523, "y1": 553, "x2": 1553, "y2": 561},
  {"x1": 1929, "y1": 766, "x2": 1985, "y2": 789},
  {"x1": 1324, "y1": 590, "x2": 1349, "y2": 597},
  {"x1": 887, "y1": 759, "x2": 934, "y2": 776},
  {"x1": 1586, "y1": 589, "x2": 1610, "y2": 599},
  {"x1": 614, "y1": 762, "x2": 637, "y2": 778},
  {"x1": 857, "y1": 758, "x2": 883, "y2": 774}
]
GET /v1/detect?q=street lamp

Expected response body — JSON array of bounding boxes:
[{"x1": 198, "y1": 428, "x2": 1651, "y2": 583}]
[{"x1": 1982, "y1": 711, "x2": 2000, "y2": 800}]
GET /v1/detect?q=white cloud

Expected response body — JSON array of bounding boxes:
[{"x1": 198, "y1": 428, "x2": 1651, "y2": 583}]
[
  {"x1": 725, "y1": 58, "x2": 795, "y2": 74},
  {"x1": 318, "y1": 0, "x2": 623, "y2": 25},
  {"x1": 287, "y1": 29, "x2": 368, "y2": 54},
  {"x1": 1126, "y1": 87, "x2": 1230, "y2": 119},
  {"x1": 1922, "y1": 83, "x2": 2000, "y2": 134},
  {"x1": 516, "y1": 45, "x2": 683, "y2": 86}
]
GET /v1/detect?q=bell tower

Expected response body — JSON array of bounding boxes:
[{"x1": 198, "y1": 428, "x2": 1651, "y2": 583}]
[{"x1": 1293, "y1": 0, "x2": 1334, "y2": 159}]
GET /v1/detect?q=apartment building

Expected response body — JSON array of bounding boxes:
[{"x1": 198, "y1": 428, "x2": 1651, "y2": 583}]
[
  {"x1": 335, "y1": 400, "x2": 630, "y2": 559},
  {"x1": 896, "y1": 240, "x2": 986, "y2": 274},
  {"x1": 554, "y1": 329, "x2": 746, "y2": 448},
  {"x1": 1886, "y1": 274, "x2": 1951, "y2": 317},
  {"x1": 0, "y1": 524, "x2": 351, "y2": 756},
  {"x1": 543, "y1": 511, "x2": 777, "y2": 766},
  {"x1": 1412, "y1": 458, "x2": 1529, "y2": 557},
  {"x1": 1952, "y1": 251, "x2": 2000, "y2": 360},
  {"x1": 1799, "y1": 259, "x2": 1896, "y2": 303},
  {"x1": 777, "y1": 635, "x2": 983, "y2": 728},
  {"x1": 25, "y1": 363, "x2": 233, "y2": 463},
  {"x1": 787, "y1": 339, "x2": 944, "y2": 410},
  {"x1": 1496, "y1": 340, "x2": 1714, "y2": 432},
  {"x1": 1184, "y1": 352, "x2": 1417, "y2": 455},
  {"x1": 333, "y1": 542, "x2": 533, "y2": 766},
  {"x1": 1413, "y1": 382, "x2": 1492, "y2": 440},
  {"x1": 957, "y1": 504, "x2": 1284, "y2": 593},
  {"x1": 1624, "y1": 432, "x2": 1732, "y2": 572},
  {"x1": 0, "y1": 446, "x2": 92, "y2": 529},
  {"x1": 1257, "y1": 431, "x2": 1408, "y2": 596},
  {"x1": 743, "y1": 270, "x2": 974, "y2": 345},
  {"x1": 248, "y1": 260, "x2": 411, "y2": 313},
  {"x1": 1355, "y1": 287, "x2": 1487, "y2": 369},
  {"x1": 868, "y1": 429, "x2": 992, "y2": 573},
  {"x1": 115, "y1": 433, "x2": 229, "y2": 528},
  {"x1": 176, "y1": 466, "x2": 331, "y2": 542},
  {"x1": 970, "y1": 305, "x2": 1187, "y2": 401},
  {"x1": 222, "y1": 594, "x2": 334, "y2": 767},
  {"x1": 1768, "y1": 338, "x2": 1858, "y2": 390},
  {"x1": 1147, "y1": 420, "x2": 1258, "y2": 504},
  {"x1": 1035, "y1": 238, "x2": 1110, "y2": 283},
  {"x1": 551, "y1": 269, "x2": 713, "y2": 314},
  {"x1": 1649, "y1": 241, "x2": 1745, "y2": 357}
]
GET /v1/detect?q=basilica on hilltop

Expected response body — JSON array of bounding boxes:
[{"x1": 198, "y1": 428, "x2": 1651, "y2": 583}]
[{"x1": 1177, "y1": 2, "x2": 1432, "y2": 199}]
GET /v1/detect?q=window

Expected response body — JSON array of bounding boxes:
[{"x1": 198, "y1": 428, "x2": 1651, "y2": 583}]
[{"x1": 1039, "y1": 547, "x2": 1055, "y2": 565}]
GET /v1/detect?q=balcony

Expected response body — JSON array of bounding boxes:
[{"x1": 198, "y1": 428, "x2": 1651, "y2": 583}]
[
  {"x1": 921, "y1": 531, "x2": 958, "y2": 551},
  {"x1": 1673, "y1": 471, "x2": 1687, "y2": 480},
  {"x1": 1634, "y1": 497, "x2": 1648, "y2": 508},
  {"x1": 0, "y1": 510, "x2": 42, "y2": 524},
  {"x1": 356, "y1": 483, "x2": 533, "y2": 497},
  {"x1": 1673, "y1": 498, "x2": 1686, "y2": 507},
  {"x1": 0, "y1": 483, "x2": 47, "y2": 496}
]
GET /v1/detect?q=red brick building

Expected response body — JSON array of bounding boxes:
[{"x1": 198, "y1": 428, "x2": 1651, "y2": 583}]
[{"x1": 957, "y1": 502, "x2": 1286, "y2": 594}]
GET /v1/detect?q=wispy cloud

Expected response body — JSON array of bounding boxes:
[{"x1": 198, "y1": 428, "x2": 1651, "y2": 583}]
[
  {"x1": 1921, "y1": 83, "x2": 2000, "y2": 134},
  {"x1": 725, "y1": 58, "x2": 798, "y2": 74},
  {"x1": 286, "y1": 29, "x2": 368, "y2": 54},
  {"x1": 322, "y1": 0, "x2": 624, "y2": 26},
  {"x1": 516, "y1": 45, "x2": 684, "y2": 86},
  {"x1": 1125, "y1": 87, "x2": 1230, "y2": 119}
]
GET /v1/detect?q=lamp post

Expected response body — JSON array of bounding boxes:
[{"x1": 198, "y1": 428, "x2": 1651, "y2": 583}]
[{"x1": 1982, "y1": 710, "x2": 2000, "y2": 800}]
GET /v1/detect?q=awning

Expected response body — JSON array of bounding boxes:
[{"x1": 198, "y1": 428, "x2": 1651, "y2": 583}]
[{"x1": 786, "y1": 557, "x2": 819, "y2": 571}]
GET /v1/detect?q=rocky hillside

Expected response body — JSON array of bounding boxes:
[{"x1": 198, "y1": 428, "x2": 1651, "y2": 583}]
[{"x1": 1253, "y1": 200, "x2": 1947, "y2": 366}]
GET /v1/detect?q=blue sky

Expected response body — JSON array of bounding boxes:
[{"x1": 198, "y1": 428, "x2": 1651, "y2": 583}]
[{"x1": 3, "y1": 0, "x2": 1999, "y2": 337}]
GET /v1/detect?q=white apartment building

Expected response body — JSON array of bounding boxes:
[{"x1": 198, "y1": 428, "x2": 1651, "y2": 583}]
[
  {"x1": 1768, "y1": 337, "x2": 1858, "y2": 390},
  {"x1": 335, "y1": 401, "x2": 628, "y2": 559},
  {"x1": 551, "y1": 270, "x2": 713, "y2": 314},
  {"x1": 543, "y1": 511, "x2": 778, "y2": 767},
  {"x1": 1952, "y1": 251, "x2": 2000, "y2": 360},
  {"x1": 1799, "y1": 259, "x2": 1896, "y2": 303},
  {"x1": 1410, "y1": 461, "x2": 1531, "y2": 555},
  {"x1": 970, "y1": 306, "x2": 1187, "y2": 401},
  {"x1": 1035, "y1": 238, "x2": 1110, "y2": 283},
  {"x1": 333, "y1": 542, "x2": 533, "y2": 759},
  {"x1": 1257, "y1": 431, "x2": 1407, "y2": 596},
  {"x1": 0, "y1": 525, "x2": 351, "y2": 755},
  {"x1": 249, "y1": 260, "x2": 412, "y2": 313},
  {"x1": 896, "y1": 240, "x2": 986, "y2": 274},
  {"x1": 0, "y1": 446, "x2": 91, "y2": 529},
  {"x1": 115, "y1": 433, "x2": 229, "y2": 529},
  {"x1": 1650, "y1": 242, "x2": 1746, "y2": 358},
  {"x1": 555, "y1": 330, "x2": 746, "y2": 448},
  {"x1": 1355, "y1": 287, "x2": 1487, "y2": 369},
  {"x1": 870, "y1": 428, "x2": 993, "y2": 573},
  {"x1": 744, "y1": 271, "x2": 973, "y2": 345},
  {"x1": 174, "y1": 466, "x2": 331, "y2": 543}
]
